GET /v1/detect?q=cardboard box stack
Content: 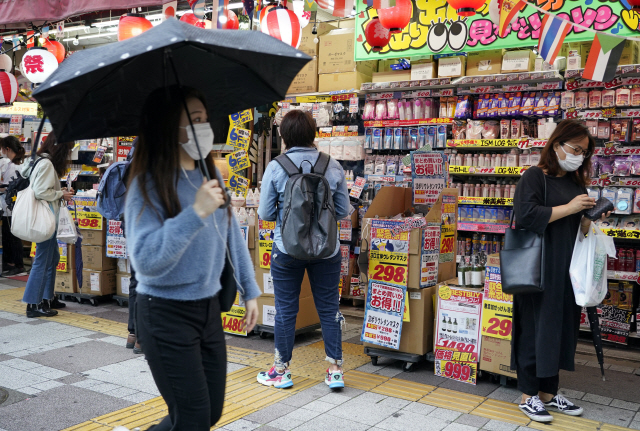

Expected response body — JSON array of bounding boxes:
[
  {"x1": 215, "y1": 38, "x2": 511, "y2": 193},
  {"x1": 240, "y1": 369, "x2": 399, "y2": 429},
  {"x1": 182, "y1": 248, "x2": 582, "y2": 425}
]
[
  {"x1": 466, "y1": 50, "x2": 504, "y2": 76},
  {"x1": 116, "y1": 258, "x2": 131, "y2": 297},
  {"x1": 288, "y1": 23, "x2": 336, "y2": 94},
  {"x1": 80, "y1": 227, "x2": 117, "y2": 295},
  {"x1": 318, "y1": 29, "x2": 377, "y2": 92},
  {"x1": 55, "y1": 244, "x2": 78, "y2": 294},
  {"x1": 438, "y1": 56, "x2": 466, "y2": 78},
  {"x1": 501, "y1": 50, "x2": 536, "y2": 73}
]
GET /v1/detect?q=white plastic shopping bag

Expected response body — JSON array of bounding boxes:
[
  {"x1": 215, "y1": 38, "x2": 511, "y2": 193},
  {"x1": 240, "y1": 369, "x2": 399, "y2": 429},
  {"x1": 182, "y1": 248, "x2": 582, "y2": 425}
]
[
  {"x1": 57, "y1": 203, "x2": 78, "y2": 244},
  {"x1": 10, "y1": 187, "x2": 56, "y2": 243},
  {"x1": 569, "y1": 222, "x2": 616, "y2": 307}
]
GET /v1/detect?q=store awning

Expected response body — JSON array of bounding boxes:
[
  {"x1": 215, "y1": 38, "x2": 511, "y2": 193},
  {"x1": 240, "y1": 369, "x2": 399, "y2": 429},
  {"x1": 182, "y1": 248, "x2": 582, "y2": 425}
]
[{"x1": 0, "y1": 0, "x2": 164, "y2": 27}]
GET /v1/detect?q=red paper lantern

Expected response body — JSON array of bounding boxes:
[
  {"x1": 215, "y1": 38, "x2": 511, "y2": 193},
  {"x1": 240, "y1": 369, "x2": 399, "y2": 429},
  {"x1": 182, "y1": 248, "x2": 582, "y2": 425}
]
[
  {"x1": 225, "y1": 10, "x2": 240, "y2": 30},
  {"x1": 0, "y1": 71, "x2": 17, "y2": 105},
  {"x1": 261, "y1": 9, "x2": 301, "y2": 48},
  {"x1": 377, "y1": 0, "x2": 412, "y2": 34},
  {"x1": 180, "y1": 12, "x2": 206, "y2": 27},
  {"x1": 259, "y1": 4, "x2": 280, "y2": 29},
  {"x1": 42, "y1": 39, "x2": 65, "y2": 63},
  {"x1": 364, "y1": 17, "x2": 391, "y2": 52},
  {"x1": 118, "y1": 14, "x2": 153, "y2": 41},
  {"x1": 445, "y1": 0, "x2": 486, "y2": 17}
]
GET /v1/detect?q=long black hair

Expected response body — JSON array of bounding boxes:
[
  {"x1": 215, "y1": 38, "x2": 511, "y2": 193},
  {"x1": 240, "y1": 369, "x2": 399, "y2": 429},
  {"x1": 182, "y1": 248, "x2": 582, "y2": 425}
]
[
  {"x1": 37, "y1": 133, "x2": 74, "y2": 178},
  {"x1": 1, "y1": 136, "x2": 26, "y2": 164}
]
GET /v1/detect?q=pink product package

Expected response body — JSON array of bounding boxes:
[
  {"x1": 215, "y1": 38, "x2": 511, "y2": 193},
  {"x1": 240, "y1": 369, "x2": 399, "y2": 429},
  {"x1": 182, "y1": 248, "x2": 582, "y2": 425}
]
[
  {"x1": 413, "y1": 99, "x2": 425, "y2": 119},
  {"x1": 482, "y1": 121, "x2": 499, "y2": 139},
  {"x1": 404, "y1": 100, "x2": 414, "y2": 120},
  {"x1": 467, "y1": 120, "x2": 484, "y2": 140},
  {"x1": 398, "y1": 100, "x2": 406, "y2": 121},
  {"x1": 375, "y1": 100, "x2": 388, "y2": 120},
  {"x1": 387, "y1": 99, "x2": 399, "y2": 120},
  {"x1": 363, "y1": 100, "x2": 376, "y2": 120}
]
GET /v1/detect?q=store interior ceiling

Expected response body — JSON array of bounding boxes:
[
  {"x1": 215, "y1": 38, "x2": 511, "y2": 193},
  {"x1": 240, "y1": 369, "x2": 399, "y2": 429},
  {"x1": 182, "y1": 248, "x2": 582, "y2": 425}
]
[{"x1": 0, "y1": 2, "x2": 342, "y2": 52}]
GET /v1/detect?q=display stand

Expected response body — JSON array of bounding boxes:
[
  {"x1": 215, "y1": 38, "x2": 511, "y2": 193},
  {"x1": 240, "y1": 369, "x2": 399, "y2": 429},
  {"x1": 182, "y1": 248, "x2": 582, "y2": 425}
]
[
  {"x1": 364, "y1": 346, "x2": 424, "y2": 372},
  {"x1": 112, "y1": 295, "x2": 129, "y2": 307},
  {"x1": 55, "y1": 291, "x2": 113, "y2": 306}
]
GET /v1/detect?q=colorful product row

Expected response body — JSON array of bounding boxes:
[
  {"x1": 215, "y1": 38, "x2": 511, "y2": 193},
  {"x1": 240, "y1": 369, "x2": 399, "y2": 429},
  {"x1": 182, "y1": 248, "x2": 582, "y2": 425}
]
[
  {"x1": 562, "y1": 88, "x2": 640, "y2": 110},
  {"x1": 454, "y1": 92, "x2": 562, "y2": 120},
  {"x1": 458, "y1": 205, "x2": 512, "y2": 225},
  {"x1": 452, "y1": 118, "x2": 552, "y2": 140},
  {"x1": 364, "y1": 126, "x2": 448, "y2": 150},
  {"x1": 449, "y1": 150, "x2": 540, "y2": 169},
  {"x1": 587, "y1": 188, "x2": 638, "y2": 215},
  {"x1": 453, "y1": 183, "x2": 517, "y2": 199},
  {"x1": 604, "y1": 281, "x2": 634, "y2": 311},
  {"x1": 585, "y1": 119, "x2": 640, "y2": 142}
]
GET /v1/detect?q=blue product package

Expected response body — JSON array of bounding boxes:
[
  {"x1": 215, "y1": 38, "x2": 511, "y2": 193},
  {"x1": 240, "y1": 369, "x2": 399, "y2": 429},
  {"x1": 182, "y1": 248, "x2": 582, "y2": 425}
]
[
  {"x1": 427, "y1": 126, "x2": 436, "y2": 148},
  {"x1": 394, "y1": 128, "x2": 403, "y2": 149},
  {"x1": 372, "y1": 128, "x2": 383, "y2": 150},
  {"x1": 437, "y1": 125, "x2": 447, "y2": 148},
  {"x1": 488, "y1": 208, "x2": 498, "y2": 223},
  {"x1": 497, "y1": 208, "x2": 505, "y2": 224},
  {"x1": 477, "y1": 207, "x2": 486, "y2": 223},
  {"x1": 409, "y1": 128, "x2": 419, "y2": 150},
  {"x1": 365, "y1": 128, "x2": 373, "y2": 149},
  {"x1": 385, "y1": 127, "x2": 394, "y2": 149},
  {"x1": 418, "y1": 126, "x2": 427, "y2": 148},
  {"x1": 402, "y1": 128, "x2": 410, "y2": 150},
  {"x1": 504, "y1": 208, "x2": 512, "y2": 223}
]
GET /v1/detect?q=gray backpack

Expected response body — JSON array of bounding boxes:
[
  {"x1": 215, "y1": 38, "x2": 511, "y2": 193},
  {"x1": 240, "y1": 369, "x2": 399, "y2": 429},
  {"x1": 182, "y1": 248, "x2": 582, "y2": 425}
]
[{"x1": 275, "y1": 152, "x2": 337, "y2": 260}]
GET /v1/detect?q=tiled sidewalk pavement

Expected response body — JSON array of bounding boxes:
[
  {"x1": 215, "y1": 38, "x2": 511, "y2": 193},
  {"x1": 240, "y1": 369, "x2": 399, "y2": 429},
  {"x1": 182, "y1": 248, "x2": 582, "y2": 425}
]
[{"x1": 1, "y1": 284, "x2": 639, "y2": 431}]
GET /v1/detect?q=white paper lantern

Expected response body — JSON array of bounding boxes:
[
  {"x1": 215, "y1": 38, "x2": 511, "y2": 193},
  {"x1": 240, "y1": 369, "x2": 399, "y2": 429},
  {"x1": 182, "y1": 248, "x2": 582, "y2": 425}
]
[
  {"x1": 20, "y1": 48, "x2": 58, "y2": 84},
  {"x1": 0, "y1": 54, "x2": 12, "y2": 72}
]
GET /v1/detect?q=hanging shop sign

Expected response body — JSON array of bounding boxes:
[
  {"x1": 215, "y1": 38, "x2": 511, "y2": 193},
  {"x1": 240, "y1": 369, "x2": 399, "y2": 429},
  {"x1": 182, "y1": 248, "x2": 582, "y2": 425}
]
[
  {"x1": 420, "y1": 223, "x2": 441, "y2": 288},
  {"x1": 354, "y1": 1, "x2": 638, "y2": 61},
  {"x1": 226, "y1": 173, "x2": 249, "y2": 197},
  {"x1": 106, "y1": 220, "x2": 127, "y2": 259},
  {"x1": 0, "y1": 102, "x2": 38, "y2": 116},
  {"x1": 340, "y1": 218, "x2": 353, "y2": 241},
  {"x1": 411, "y1": 152, "x2": 446, "y2": 208},
  {"x1": 258, "y1": 218, "x2": 276, "y2": 269},
  {"x1": 368, "y1": 219, "x2": 410, "y2": 287},
  {"x1": 226, "y1": 150, "x2": 250, "y2": 173},
  {"x1": 361, "y1": 280, "x2": 407, "y2": 350},
  {"x1": 221, "y1": 292, "x2": 248, "y2": 336},
  {"x1": 229, "y1": 109, "x2": 253, "y2": 127},
  {"x1": 116, "y1": 136, "x2": 135, "y2": 161},
  {"x1": 227, "y1": 126, "x2": 251, "y2": 151}
]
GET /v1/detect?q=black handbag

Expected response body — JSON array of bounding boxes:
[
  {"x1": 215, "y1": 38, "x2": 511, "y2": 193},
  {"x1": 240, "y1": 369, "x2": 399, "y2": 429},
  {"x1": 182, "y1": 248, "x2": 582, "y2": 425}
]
[
  {"x1": 219, "y1": 252, "x2": 237, "y2": 312},
  {"x1": 499, "y1": 173, "x2": 546, "y2": 295}
]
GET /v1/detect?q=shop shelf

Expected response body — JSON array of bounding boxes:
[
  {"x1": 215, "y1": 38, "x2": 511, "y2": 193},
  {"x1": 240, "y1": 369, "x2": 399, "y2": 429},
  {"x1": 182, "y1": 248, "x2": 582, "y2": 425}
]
[
  {"x1": 365, "y1": 174, "x2": 408, "y2": 183},
  {"x1": 593, "y1": 146, "x2": 640, "y2": 156},
  {"x1": 587, "y1": 177, "x2": 640, "y2": 187},
  {"x1": 458, "y1": 222, "x2": 508, "y2": 234},
  {"x1": 363, "y1": 118, "x2": 453, "y2": 128},
  {"x1": 361, "y1": 77, "x2": 456, "y2": 93},
  {"x1": 449, "y1": 166, "x2": 528, "y2": 176},
  {"x1": 600, "y1": 228, "x2": 640, "y2": 240},
  {"x1": 565, "y1": 64, "x2": 640, "y2": 80},
  {"x1": 458, "y1": 197, "x2": 513, "y2": 206},
  {"x1": 447, "y1": 138, "x2": 547, "y2": 150},
  {"x1": 606, "y1": 271, "x2": 638, "y2": 281},
  {"x1": 283, "y1": 91, "x2": 363, "y2": 103},
  {"x1": 454, "y1": 71, "x2": 564, "y2": 94}
]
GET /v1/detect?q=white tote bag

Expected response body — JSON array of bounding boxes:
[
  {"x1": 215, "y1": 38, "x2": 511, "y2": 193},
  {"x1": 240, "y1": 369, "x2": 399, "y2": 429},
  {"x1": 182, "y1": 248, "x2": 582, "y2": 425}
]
[
  {"x1": 10, "y1": 187, "x2": 56, "y2": 243},
  {"x1": 569, "y1": 222, "x2": 616, "y2": 307},
  {"x1": 57, "y1": 202, "x2": 78, "y2": 244}
]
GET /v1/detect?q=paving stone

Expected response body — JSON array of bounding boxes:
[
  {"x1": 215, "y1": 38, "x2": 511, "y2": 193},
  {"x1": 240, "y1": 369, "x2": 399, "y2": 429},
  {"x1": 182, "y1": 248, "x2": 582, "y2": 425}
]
[
  {"x1": 571, "y1": 399, "x2": 635, "y2": 428},
  {"x1": 89, "y1": 383, "x2": 122, "y2": 394},
  {"x1": 442, "y1": 424, "x2": 479, "y2": 431},
  {"x1": 302, "y1": 400, "x2": 335, "y2": 413},
  {"x1": 610, "y1": 399, "x2": 640, "y2": 411},
  {"x1": 245, "y1": 404, "x2": 298, "y2": 424},
  {"x1": 514, "y1": 428, "x2": 537, "y2": 431},
  {"x1": 428, "y1": 408, "x2": 462, "y2": 422},
  {"x1": 81, "y1": 358, "x2": 159, "y2": 395},
  {"x1": 55, "y1": 374, "x2": 86, "y2": 385},
  {"x1": 316, "y1": 392, "x2": 353, "y2": 405},
  {"x1": 280, "y1": 387, "x2": 325, "y2": 408},
  {"x1": 486, "y1": 387, "x2": 522, "y2": 403},
  {"x1": 0, "y1": 317, "x2": 19, "y2": 328},
  {"x1": 482, "y1": 419, "x2": 518, "y2": 431},
  {"x1": 291, "y1": 413, "x2": 369, "y2": 431},
  {"x1": 629, "y1": 421, "x2": 640, "y2": 430},
  {"x1": 122, "y1": 392, "x2": 156, "y2": 403},
  {"x1": 29, "y1": 380, "x2": 64, "y2": 392},
  {"x1": 71, "y1": 379, "x2": 103, "y2": 389},
  {"x1": 375, "y1": 411, "x2": 449, "y2": 431},
  {"x1": 27, "y1": 366, "x2": 70, "y2": 380},
  {"x1": 102, "y1": 387, "x2": 139, "y2": 398},
  {"x1": 402, "y1": 402, "x2": 437, "y2": 416},
  {"x1": 267, "y1": 417, "x2": 305, "y2": 430},
  {"x1": 351, "y1": 392, "x2": 388, "y2": 404},
  {"x1": 454, "y1": 414, "x2": 489, "y2": 428},
  {"x1": 17, "y1": 387, "x2": 42, "y2": 395},
  {"x1": 635, "y1": 411, "x2": 640, "y2": 421},
  {"x1": 374, "y1": 366, "x2": 405, "y2": 378},
  {"x1": 0, "y1": 364, "x2": 50, "y2": 390},
  {"x1": 557, "y1": 388, "x2": 585, "y2": 399},
  {"x1": 227, "y1": 362, "x2": 246, "y2": 373},
  {"x1": 280, "y1": 408, "x2": 321, "y2": 422},
  {"x1": 328, "y1": 398, "x2": 400, "y2": 426},
  {"x1": 378, "y1": 396, "x2": 411, "y2": 410},
  {"x1": 582, "y1": 393, "x2": 613, "y2": 405},
  {"x1": 608, "y1": 365, "x2": 636, "y2": 374},
  {"x1": 223, "y1": 419, "x2": 261, "y2": 431},
  {"x1": 332, "y1": 386, "x2": 365, "y2": 399}
]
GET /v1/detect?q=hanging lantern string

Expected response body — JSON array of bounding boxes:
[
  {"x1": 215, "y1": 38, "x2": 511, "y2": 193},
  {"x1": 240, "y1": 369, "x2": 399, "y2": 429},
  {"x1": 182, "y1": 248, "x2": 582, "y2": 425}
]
[
  {"x1": 0, "y1": 22, "x2": 51, "y2": 56},
  {"x1": 520, "y1": 0, "x2": 640, "y2": 42}
]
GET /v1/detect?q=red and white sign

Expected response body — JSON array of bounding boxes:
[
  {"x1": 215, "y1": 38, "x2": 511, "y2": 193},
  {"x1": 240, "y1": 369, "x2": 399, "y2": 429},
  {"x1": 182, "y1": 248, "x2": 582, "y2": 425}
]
[{"x1": 20, "y1": 48, "x2": 58, "y2": 84}]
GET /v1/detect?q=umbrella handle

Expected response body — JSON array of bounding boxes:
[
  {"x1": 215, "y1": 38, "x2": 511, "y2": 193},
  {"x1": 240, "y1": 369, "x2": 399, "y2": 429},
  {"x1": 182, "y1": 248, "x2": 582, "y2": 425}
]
[{"x1": 165, "y1": 48, "x2": 231, "y2": 209}]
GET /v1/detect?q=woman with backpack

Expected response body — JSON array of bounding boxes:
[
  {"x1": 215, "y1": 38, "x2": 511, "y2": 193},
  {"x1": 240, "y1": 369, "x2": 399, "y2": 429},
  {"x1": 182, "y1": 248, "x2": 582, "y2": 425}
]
[
  {"x1": 0, "y1": 136, "x2": 27, "y2": 276},
  {"x1": 21, "y1": 134, "x2": 74, "y2": 317},
  {"x1": 124, "y1": 86, "x2": 260, "y2": 431},
  {"x1": 257, "y1": 110, "x2": 350, "y2": 390}
]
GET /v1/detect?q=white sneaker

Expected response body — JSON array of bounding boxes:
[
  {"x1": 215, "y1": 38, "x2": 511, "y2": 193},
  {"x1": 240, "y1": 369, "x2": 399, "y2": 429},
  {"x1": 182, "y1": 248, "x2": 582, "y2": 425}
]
[
  {"x1": 544, "y1": 394, "x2": 584, "y2": 416},
  {"x1": 519, "y1": 395, "x2": 553, "y2": 422}
]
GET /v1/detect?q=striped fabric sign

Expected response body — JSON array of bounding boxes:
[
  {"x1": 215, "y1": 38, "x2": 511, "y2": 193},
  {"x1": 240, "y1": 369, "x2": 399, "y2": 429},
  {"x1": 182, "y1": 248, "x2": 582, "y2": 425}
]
[
  {"x1": 583, "y1": 33, "x2": 626, "y2": 83},
  {"x1": 537, "y1": 14, "x2": 571, "y2": 65},
  {"x1": 498, "y1": 0, "x2": 525, "y2": 38},
  {"x1": 316, "y1": 0, "x2": 355, "y2": 17}
]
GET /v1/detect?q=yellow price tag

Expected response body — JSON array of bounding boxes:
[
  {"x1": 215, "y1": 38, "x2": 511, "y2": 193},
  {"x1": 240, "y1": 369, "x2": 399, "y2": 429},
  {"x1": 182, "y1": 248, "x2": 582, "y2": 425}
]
[
  {"x1": 229, "y1": 109, "x2": 253, "y2": 127},
  {"x1": 494, "y1": 166, "x2": 522, "y2": 175},
  {"x1": 258, "y1": 240, "x2": 272, "y2": 269},
  {"x1": 368, "y1": 250, "x2": 408, "y2": 287},
  {"x1": 481, "y1": 299, "x2": 513, "y2": 340},
  {"x1": 227, "y1": 126, "x2": 251, "y2": 151},
  {"x1": 70, "y1": 210, "x2": 103, "y2": 230},
  {"x1": 226, "y1": 150, "x2": 250, "y2": 173},
  {"x1": 449, "y1": 166, "x2": 471, "y2": 174},
  {"x1": 434, "y1": 360, "x2": 477, "y2": 385},
  {"x1": 403, "y1": 292, "x2": 410, "y2": 322}
]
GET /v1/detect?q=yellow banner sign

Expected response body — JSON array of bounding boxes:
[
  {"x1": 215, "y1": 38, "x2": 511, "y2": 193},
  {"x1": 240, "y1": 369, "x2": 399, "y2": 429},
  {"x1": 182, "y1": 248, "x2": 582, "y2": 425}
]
[
  {"x1": 70, "y1": 210, "x2": 103, "y2": 230},
  {"x1": 229, "y1": 109, "x2": 253, "y2": 127},
  {"x1": 369, "y1": 250, "x2": 408, "y2": 287},
  {"x1": 226, "y1": 150, "x2": 250, "y2": 173},
  {"x1": 481, "y1": 300, "x2": 513, "y2": 340},
  {"x1": 227, "y1": 126, "x2": 251, "y2": 151},
  {"x1": 226, "y1": 173, "x2": 249, "y2": 197}
]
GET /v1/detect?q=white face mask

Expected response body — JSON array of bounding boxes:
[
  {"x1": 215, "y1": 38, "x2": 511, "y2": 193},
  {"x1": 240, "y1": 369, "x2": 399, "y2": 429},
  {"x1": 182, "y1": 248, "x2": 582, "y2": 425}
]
[
  {"x1": 556, "y1": 145, "x2": 584, "y2": 172},
  {"x1": 180, "y1": 123, "x2": 214, "y2": 160}
]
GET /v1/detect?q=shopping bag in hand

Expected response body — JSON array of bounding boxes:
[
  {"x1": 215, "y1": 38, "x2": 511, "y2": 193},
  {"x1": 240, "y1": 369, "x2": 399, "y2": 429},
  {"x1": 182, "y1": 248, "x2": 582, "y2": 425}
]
[
  {"x1": 57, "y1": 201, "x2": 78, "y2": 244},
  {"x1": 569, "y1": 222, "x2": 616, "y2": 307}
]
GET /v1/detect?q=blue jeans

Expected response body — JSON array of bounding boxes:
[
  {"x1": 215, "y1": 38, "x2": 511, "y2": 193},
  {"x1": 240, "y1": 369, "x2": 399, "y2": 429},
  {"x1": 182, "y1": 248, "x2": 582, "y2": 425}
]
[
  {"x1": 270, "y1": 245, "x2": 344, "y2": 368},
  {"x1": 23, "y1": 235, "x2": 59, "y2": 304}
]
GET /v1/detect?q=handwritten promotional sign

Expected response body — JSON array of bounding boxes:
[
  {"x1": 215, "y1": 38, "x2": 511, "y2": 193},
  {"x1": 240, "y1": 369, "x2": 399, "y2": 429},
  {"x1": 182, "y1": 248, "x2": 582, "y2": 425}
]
[
  {"x1": 412, "y1": 152, "x2": 445, "y2": 208},
  {"x1": 226, "y1": 150, "x2": 250, "y2": 173},
  {"x1": 420, "y1": 223, "x2": 441, "y2": 288},
  {"x1": 258, "y1": 218, "x2": 276, "y2": 269},
  {"x1": 227, "y1": 126, "x2": 251, "y2": 151},
  {"x1": 339, "y1": 219, "x2": 353, "y2": 241},
  {"x1": 349, "y1": 176, "x2": 366, "y2": 199},
  {"x1": 361, "y1": 280, "x2": 407, "y2": 350},
  {"x1": 369, "y1": 219, "x2": 410, "y2": 287},
  {"x1": 229, "y1": 109, "x2": 253, "y2": 127},
  {"x1": 221, "y1": 292, "x2": 247, "y2": 336},
  {"x1": 106, "y1": 220, "x2": 127, "y2": 258},
  {"x1": 226, "y1": 173, "x2": 249, "y2": 198},
  {"x1": 355, "y1": 1, "x2": 637, "y2": 60}
]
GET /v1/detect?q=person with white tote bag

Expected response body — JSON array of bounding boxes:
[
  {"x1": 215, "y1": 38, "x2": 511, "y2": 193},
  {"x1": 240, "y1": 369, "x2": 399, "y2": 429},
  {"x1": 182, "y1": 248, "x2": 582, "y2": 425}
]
[{"x1": 19, "y1": 134, "x2": 74, "y2": 318}]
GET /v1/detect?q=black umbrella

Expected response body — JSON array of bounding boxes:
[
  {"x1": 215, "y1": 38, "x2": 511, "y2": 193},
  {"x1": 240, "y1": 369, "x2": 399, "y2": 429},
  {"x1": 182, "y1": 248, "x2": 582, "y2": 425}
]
[
  {"x1": 586, "y1": 306, "x2": 606, "y2": 381},
  {"x1": 32, "y1": 18, "x2": 311, "y2": 143}
]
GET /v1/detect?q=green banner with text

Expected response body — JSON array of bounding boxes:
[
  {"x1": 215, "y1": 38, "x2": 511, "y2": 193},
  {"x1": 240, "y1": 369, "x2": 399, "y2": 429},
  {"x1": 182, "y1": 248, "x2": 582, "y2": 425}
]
[{"x1": 355, "y1": 0, "x2": 640, "y2": 61}]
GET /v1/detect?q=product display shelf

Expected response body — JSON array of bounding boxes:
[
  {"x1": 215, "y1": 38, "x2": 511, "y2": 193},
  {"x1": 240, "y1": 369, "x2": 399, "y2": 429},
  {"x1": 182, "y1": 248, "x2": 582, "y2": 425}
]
[
  {"x1": 283, "y1": 91, "x2": 363, "y2": 103},
  {"x1": 364, "y1": 118, "x2": 453, "y2": 128},
  {"x1": 565, "y1": 64, "x2": 640, "y2": 80},
  {"x1": 447, "y1": 138, "x2": 547, "y2": 150},
  {"x1": 579, "y1": 327, "x2": 640, "y2": 339},
  {"x1": 587, "y1": 177, "x2": 640, "y2": 187},
  {"x1": 594, "y1": 146, "x2": 640, "y2": 156},
  {"x1": 607, "y1": 270, "x2": 639, "y2": 281},
  {"x1": 361, "y1": 77, "x2": 457, "y2": 94},
  {"x1": 455, "y1": 71, "x2": 564, "y2": 95},
  {"x1": 365, "y1": 174, "x2": 407, "y2": 183},
  {"x1": 600, "y1": 228, "x2": 640, "y2": 240},
  {"x1": 458, "y1": 196, "x2": 513, "y2": 206},
  {"x1": 449, "y1": 166, "x2": 528, "y2": 176},
  {"x1": 458, "y1": 222, "x2": 508, "y2": 234}
]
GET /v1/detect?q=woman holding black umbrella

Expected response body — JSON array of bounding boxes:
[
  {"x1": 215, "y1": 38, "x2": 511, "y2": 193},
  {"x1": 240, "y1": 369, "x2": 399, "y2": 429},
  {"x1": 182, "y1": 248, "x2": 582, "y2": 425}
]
[
  {"x1": 512, "y1": 120, "x2": 604, "y2": 423},
  {"x1": 124, "y1": 85, "x2": 260, "y2": 431}
]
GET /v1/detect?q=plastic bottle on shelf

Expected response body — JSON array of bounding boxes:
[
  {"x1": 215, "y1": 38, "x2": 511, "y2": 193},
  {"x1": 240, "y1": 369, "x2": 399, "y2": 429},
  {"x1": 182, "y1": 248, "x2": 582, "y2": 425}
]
[
  {"x1": 471, "y1": 254, "x2": 483, "y2": 288},
  {"x1": 462, "y1": 183, "x2": 469, "y2": 197},
  {"x1": 482, "y1": 184, "x2": 489, "y2": 198},
  {"x1": 458, "y1": 256, "x2": 468, "y2": 286},
  {"x1": 254, "y1": 188, "x2": 261, "y2": 207},
  {"x1": 520, "y1": 149, "x2": 530, "y2": 167},
  {"x1": 530, "y1": 150, "x2": 541, "y2": 166},
  {"x1": 507, "y1": 149, "x2": 518, "y2": 167},
  {"x1": 475, "y1": 184, "x2": 482, "y2": 197},
  {"x1": 248, "y1": 208, "x2": 256, "y2": 226},
  {"x1": 490, "y1": 184, "x2": 496, "y2": 198},
  {"x1": 510, "y1": 185, "x2": 516, "y2": 199},
  {"x1": 478, "y1": 153, "x2": 485, "y2": 167},
  {"x1": 464, "y1": 153, "x2": 472, "y2": 166},
  {"x1": 473, "y1": 154, "x2": 479, "y2": 167},
  {"x1": 455, "y1": 150, "x2": 462, "y2": 166},
  {"x1": 246, "y1": 189, "x2": 255, "y2": 207}
]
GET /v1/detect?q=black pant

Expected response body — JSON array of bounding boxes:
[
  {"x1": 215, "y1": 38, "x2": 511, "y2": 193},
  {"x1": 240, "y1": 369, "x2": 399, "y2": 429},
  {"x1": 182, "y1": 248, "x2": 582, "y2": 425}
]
[
  {"x1": 127, "y1": 267, "x2": 138, "y2": 334},
  {"x1": 137, "y1": 293, "x2": 227, "y2": 431},
  {"x1": 2, "y1": 216, "x2": 24, "y2": 268}
]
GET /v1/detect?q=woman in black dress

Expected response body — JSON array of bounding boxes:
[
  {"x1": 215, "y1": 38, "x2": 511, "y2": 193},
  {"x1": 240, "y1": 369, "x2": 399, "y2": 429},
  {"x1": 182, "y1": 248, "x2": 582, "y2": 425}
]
[{"x1": 512, "y1": 120, "x2": 599, "y2": 423}]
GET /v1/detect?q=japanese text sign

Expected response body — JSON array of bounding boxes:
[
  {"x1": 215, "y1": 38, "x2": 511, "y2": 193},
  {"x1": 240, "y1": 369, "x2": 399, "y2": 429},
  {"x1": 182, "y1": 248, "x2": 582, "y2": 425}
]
[
  {"x1": 221, "y1": 292, "x2": 248, "y2": 336},
  {"x1": 226, "y1": 150, "x2": 250, "y2": 173},
  {"x1": 361, "y1": 280, "x2": 407, "y2": 350},
  {"x1": 106, "y1": 220, "x2": 127, "y2": 258},
  {"x1": 258, "y1": 218, "x2": 276, "y2": 269},
  {"x1": 229, "y1": 109, "x2": 253, "y2": 127},
  {"x1": 226, "y1": 173, "x2": 249, "y2": 198},
  {"x1": 412, "y1": 152, "x2": 446, "y2": 208},
  {"x1": 227, "y1": 126, "x2": 251, "y2": 151},
  {"x1": 420, "y1": 223, "x2": 441, "y2": 288},
  {"x1": 369, "y1": 219, "x2": 410, "y2": 287}
]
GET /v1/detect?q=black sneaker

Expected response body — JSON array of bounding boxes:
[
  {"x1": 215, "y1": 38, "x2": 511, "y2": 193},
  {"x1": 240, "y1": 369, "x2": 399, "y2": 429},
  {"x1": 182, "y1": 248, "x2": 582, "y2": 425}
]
[
  {"x1": 544, "y1": 394, "x2": 584, "y2": 416},
  {"x1": 48, "y1": 296, "x2": 67, "y2": 309},
  {"x1": 26, "y1": 303, "x2": 58, "y2": 318},
  {"x1": 519, "y1": 395, "x2": 553, "y2": 422}
]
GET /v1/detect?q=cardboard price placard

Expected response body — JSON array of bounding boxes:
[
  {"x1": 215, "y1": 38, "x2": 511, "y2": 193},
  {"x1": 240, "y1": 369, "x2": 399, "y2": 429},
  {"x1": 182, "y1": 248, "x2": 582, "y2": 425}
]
[
  {"x1": 229, "y1": 109, "x2": 253, "y2": 127},
  {"x1": 221, "y1": 292, "x2": 247, "y2": 336},
  {"x1": 420, "y1": 223, "x2": 440, "y2": 288},
  {"x1": 412, "y1": 152, "x2": 446, "y2": 208},
  {"x1": 360, "y1": 280, "x2": 406, "y2": 350},
  {"x1": 339, "y1": 219, "x2": 352, "y2": 241},
  {"x1": 106, "y1": 220, "x2": 127, "y2": 258},
  {"x1": 369, "y1": 219, "x2": 410, "y2": 287},
  {"x1": 481, "y1": 301, "x2": 513, "y2": 340},
  {"x1": 226, "y1": 173, "x2": 249, "y2": 197},
  {"x1": 227, "y1": 126, "x2": 251, "y2": 151},
  {"x1": 349, "y1": 176, "x2": 366, "y2": 199},
  {"x1": 70, "y1": 210, "x2": 103, "y2": 230},
  {"x1": 599, "y1": 305, "x2": 633, "y2": 345},
  {"x1": 226, "y1": 150, "x2": 250, "y2": 173},
  {"x1": 434, "y1": 359, "x2": 477, "y2": 385},
  {"x1": 33, "y1": 242, "x2": 68, "y2": 271},
  {"x1": 435, "y1": 285, "x2": 483, "y2": 368},
  {"x1": 258, "y1": 219, "x2": 275, "y2": 269}
]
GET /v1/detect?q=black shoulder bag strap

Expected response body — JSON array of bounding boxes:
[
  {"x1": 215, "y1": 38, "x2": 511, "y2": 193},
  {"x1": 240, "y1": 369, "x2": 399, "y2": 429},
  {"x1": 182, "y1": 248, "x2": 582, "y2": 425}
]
[
  {"x1": 510, "y1": 167, "x2": 546, "y2": 229},
  {"x1": 274, "y1": 154, "x2": 300, "y2": 177},
  {"x1": 313, "y1": 152, "x2": 331, "y2": 176}
]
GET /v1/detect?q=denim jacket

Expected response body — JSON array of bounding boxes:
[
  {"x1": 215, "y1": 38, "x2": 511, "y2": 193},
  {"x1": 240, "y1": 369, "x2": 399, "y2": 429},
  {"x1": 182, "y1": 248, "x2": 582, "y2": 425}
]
[{"x1": 258, "y1": 147, "x2": 350, "y2": 257}]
